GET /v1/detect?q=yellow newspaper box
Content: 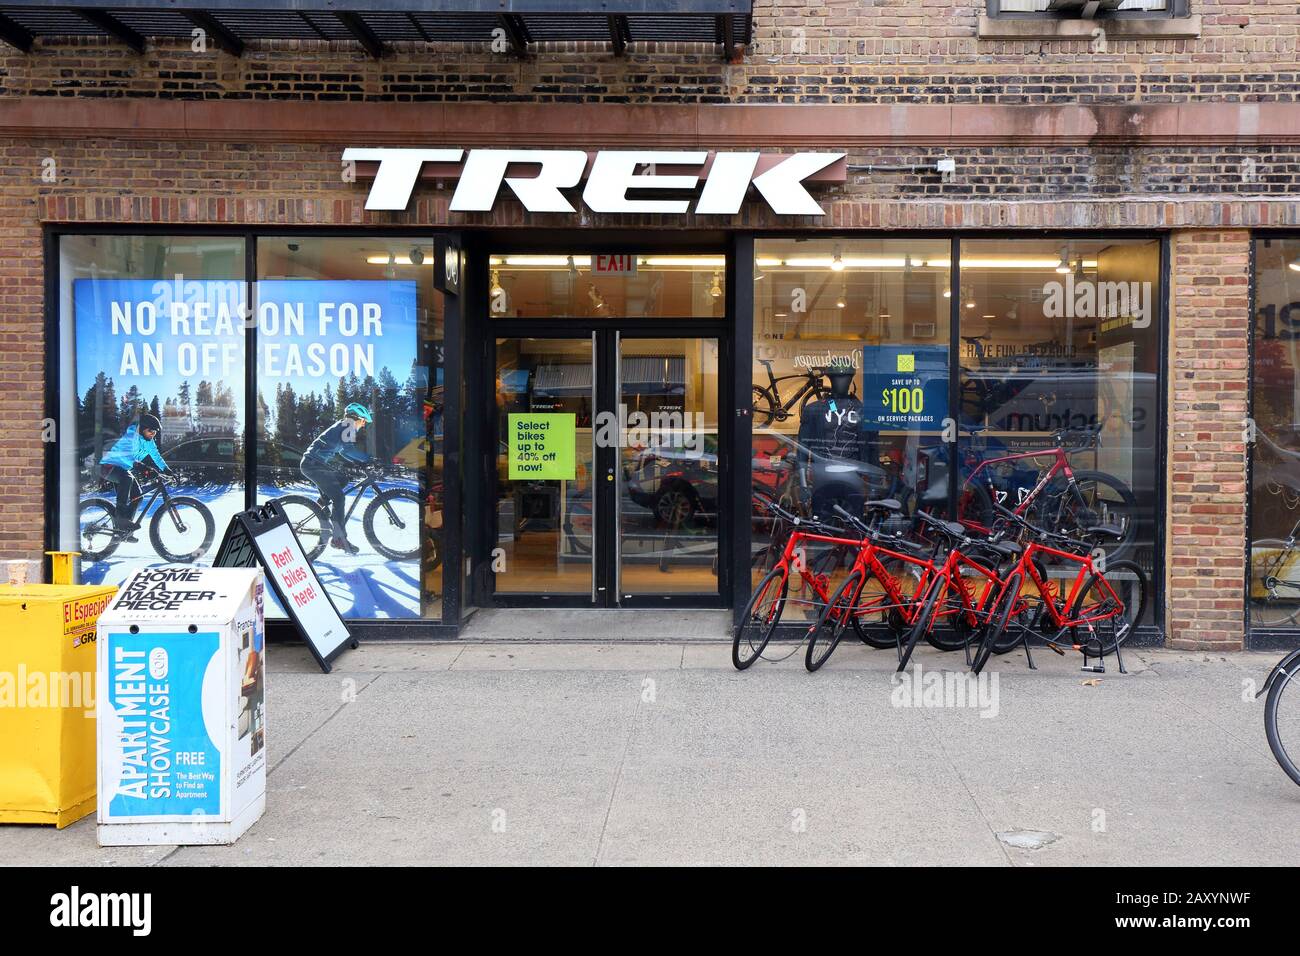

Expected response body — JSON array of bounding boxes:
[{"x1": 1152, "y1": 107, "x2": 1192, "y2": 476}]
[{"x1": 0, "y1": 583, "x2": 116, "y2": 828}]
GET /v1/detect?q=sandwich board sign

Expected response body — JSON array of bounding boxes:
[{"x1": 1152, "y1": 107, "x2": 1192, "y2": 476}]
[{"x1": 214, "y1": 501, "x2": 354, "y2": 673}]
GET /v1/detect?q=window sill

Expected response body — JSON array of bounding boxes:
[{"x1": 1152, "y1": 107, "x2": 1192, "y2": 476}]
[{"x1": 977, "y1": 14, "x2": 1201, "y2": 40}]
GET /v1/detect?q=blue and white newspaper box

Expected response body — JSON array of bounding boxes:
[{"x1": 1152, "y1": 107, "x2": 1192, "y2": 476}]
[{"x1": 96, "y1": 566, "x2": 267, "y2": 846}]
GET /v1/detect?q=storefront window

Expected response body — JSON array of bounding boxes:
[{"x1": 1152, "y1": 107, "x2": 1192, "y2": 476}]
[
  {"x1": 751, "y1": 236, "x2": 1161, "y2": 631},
  {"x1": 489, "y1": 254, "x2": 724, "y2": 318},
  {"x1": 57, "y1": 234, "x2": 443, "y2": 623},
  {"x1": 958, "y1": 238, "x2": 1160, "y2": 625},
  {"x1": 256, "y1": 238, "x2": 442, "y2": 621},
  {"x1": 58, "y1": 235, "x2": 247, "y2": 588},
  {"x1": 1249, "y1": 237, "x2": 1300, "y2": 632},
  {"x1": 751, "y1": 238, "x2": 951, "y2": 613}
]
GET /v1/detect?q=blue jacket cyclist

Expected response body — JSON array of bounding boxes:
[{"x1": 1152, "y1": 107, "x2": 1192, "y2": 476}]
[
  {"x1": 99, "y1": 413, "x2": 169, "y2": 541},
  {"x1": 301, "y1": 402, "x2": 373, "y2": 555}
]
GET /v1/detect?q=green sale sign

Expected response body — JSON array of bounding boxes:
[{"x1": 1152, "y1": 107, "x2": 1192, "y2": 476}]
[{"x1": 508, "y1": 413, "x2": 576, "y2": 480}]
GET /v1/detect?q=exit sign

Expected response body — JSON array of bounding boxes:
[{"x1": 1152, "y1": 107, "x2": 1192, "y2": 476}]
[{"x1": 592, "y1": 254, "x2": 638, "y2": 276}]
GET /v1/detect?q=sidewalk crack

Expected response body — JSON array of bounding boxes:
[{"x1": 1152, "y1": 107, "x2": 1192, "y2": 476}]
[{"x1": 592, "y1": 692, "x2": 642, "y2": 866}]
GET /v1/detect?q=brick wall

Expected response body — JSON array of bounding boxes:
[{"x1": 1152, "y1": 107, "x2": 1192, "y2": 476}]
[
  {"x1": 0, "y1": 0, "x2": 1296, "y2": 105},
  {"x1": 1167, "y1": 229, "x2": 1251, "y2": 649}
]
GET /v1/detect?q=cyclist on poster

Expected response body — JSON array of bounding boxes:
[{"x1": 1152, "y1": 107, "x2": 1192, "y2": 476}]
[{"x1": 300, "y1": 403, "x2": 374, "y2": 555}]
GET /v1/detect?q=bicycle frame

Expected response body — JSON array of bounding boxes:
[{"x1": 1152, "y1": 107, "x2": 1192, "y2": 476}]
[
  {"x1": 926, "y1": 545, "x2": 1004, "y2": 631},
  {"x1": 968, "y1": 444, "x2": 1072, "y2": 512},
  {"x1": 760, "y1": 365, "x2": 826, "y2": 415},
  {"x1": 840, "y1": 538, "x2": 944, "y2": 629},
  {"x1": 1002, "y1": 539, "x2": 1124, "y2": 636},
  {"x1": 772, "y1": 526, "x2": 866, "y2": 610}
]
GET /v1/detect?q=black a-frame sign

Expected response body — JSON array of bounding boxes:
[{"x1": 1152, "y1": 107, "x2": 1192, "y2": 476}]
[{"x1": 214, "y1": 501, "x2": 355, "y2": 673}]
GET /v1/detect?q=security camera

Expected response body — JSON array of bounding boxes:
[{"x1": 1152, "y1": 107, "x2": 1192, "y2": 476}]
[
  {"x1": 287, "y1": 242, "x2": 300, "y2": 253},
  {"x1": 409, "y1": 246, "x2": 425, "y2": 266}
]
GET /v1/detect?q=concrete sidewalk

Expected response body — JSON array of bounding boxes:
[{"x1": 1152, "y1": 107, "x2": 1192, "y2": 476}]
[{"x1": 3, "y1": 640, "x2": 1296, "y2": 866}]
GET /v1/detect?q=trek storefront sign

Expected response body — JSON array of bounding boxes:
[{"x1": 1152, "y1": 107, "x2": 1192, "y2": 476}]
[{"x1": 343, "y1": 148, "x2": 846, "y2": 216}]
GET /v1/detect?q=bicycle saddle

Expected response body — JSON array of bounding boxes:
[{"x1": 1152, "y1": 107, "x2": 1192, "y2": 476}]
[
  {"x1": 757, "y1": 358, "x2": 775, "y2": 368},
  {"x1": 864, "y1": 498, "x2": 902, "y2": 512},
  {"x1": 1082, "y1": 523, "x2": 1124, "y2": 540},
  {"x1": 982, "y1": 539, "x2": 1022, "y2": 557}
]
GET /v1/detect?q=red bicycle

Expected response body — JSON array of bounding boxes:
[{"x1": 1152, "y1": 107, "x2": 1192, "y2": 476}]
[
  {"x1": 892, "y1": 509, "x2": 1023, "y2": 673},
  {"x1": 970, "y1": 502, "x2": 1148, "y2": 675},
  {"x1": 956, "y1": 423, "x2": 1137, "y2": 563},
  {"x1": 734, "y1": 498, "x2": 899, "y2": 670},
  {"x1": 803, "y1": 502, "x2": 940, "y2": 672}
]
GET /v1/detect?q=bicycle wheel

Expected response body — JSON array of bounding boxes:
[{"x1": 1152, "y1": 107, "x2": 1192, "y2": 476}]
[
  {"x1": 275, "y1": 494, "x2": 329, "y2": 561},
  {"x1": 149, "y1": 496, "x2": 215, "y2": 563},
  {"x1": 752, "y1": 386, "x2": 780, "y2": 427},
  {"x1": 897, "y1": 573, "x2": 946, "y2": 672},
  {"x1": 1068, "y1": 559, "x2": 1147, "y2": 656},
  {"x1": 1055, "y1": 470, "x2": 1138, "y2": 564},
  {"x1": 78, "y1": 497, "x2": 122, "y2": 561},
  {"x1": 972, "y1": 572, "x2": 1022, "y2": 674},
  {"x1": 1265, "y1": 653, "x2": 1300, "y2": 786},
  {"x1": 364, "y1": 488, "x2": 422, "y2": 560},
  {"x1": 733, "y1": 565, "x2": 789, "y2": 670},
  {"x1": 806, "y1": 570, "x2": 863, "y2": 672},
  {"x1": 1250, "y1": 539, "x2": 1300, "y2": 629}
]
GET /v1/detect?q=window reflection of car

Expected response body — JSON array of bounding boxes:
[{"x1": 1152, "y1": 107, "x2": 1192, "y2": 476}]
[
  {"x1": 158, "y1": 435, "x2": 245, "y2": 485},
  {"x1": 624, "y1": 435, "x2": 719, "y2": 528}
]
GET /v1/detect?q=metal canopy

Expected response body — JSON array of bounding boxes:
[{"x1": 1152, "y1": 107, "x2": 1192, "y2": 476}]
[{"x1": 0, "y1": 1, "x2": 753, "y2": 58}]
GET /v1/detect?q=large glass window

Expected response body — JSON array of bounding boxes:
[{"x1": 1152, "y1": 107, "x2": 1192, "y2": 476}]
[
  {"x1": 958, "y1": 238, "x2": 1161, "y2": 625},
  {"x1": 58, "y1": 235, "x2": 247, "y2": 588},
  {"x1": 751, "y1": 238, "x2": 951, "y2": 613},
  {"x1": 59, "y1": 234, "x2": 444, "y2": 623},
  {"x1": 751, "y1": 236, "x2": 1162, "y2": 631},
  {"x1": 256, "y1": 238, "x2": 442, "y2": 622},
  {"x1": 1249, "y1": 237, "x2": 1300, "y2": 633}
]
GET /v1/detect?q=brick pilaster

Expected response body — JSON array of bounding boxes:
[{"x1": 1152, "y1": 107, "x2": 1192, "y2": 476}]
[{"x1": 1167, "y1": 229, "x2": 1251, "y2": 650}]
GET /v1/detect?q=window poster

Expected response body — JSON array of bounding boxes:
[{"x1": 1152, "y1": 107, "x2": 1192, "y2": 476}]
[
  {"x1": 860, "y1": 345, "x2": 949, "y2": 432},
  {"x1": 72, "y1": 277, "x2": 424, "y2": 619}
]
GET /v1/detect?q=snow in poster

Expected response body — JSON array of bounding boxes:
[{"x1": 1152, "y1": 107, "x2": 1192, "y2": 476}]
[{"x1": 72, "y1": 276, "x2": 425, "y2": 619}]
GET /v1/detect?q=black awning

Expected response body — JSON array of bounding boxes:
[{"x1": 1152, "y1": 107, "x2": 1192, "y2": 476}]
[{"x1": 0, "y1": 1, "x2": 753, "y2": 57}]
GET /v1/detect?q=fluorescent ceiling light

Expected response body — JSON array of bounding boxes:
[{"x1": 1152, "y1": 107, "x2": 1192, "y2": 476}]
[{"x1": 365, "y1": 255, "x2": 432, "y2": 266}]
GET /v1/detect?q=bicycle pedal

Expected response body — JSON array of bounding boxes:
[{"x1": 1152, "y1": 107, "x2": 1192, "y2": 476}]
[{"x1": 1043, "y1": 642, "x2": 1067, "y2": 656}]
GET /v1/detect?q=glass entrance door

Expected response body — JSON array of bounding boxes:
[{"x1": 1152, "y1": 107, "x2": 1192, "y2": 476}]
[
  {"x1": 492, "y1": 333, "x2": 721, "y2": 606},
  {"x1": 617, "y1": 336, "x2": 721, "y2": 600}
]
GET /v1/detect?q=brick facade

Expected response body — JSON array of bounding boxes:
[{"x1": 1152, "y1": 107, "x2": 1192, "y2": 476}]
[{"x1": 0, "y1": 1, "x2": 1296, "y2": 647}]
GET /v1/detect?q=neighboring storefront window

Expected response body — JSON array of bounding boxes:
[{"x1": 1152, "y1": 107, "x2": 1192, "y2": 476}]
[
  {"x1": 57, "y1": 235, "x2": 247, "y2": 588},
  {"x1": 58, "y1": 234, "x2": 444, "y2": 623},
  {"x1": 1249, "y1": 237, "x2": 1300, "y2": 632},
  {"x1": 489, "y1": 254, "x2": 724, "y2": 318}
]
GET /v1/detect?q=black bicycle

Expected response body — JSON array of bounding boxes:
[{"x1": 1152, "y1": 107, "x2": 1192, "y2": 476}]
[
  {"x1": 1260, "y1": 647, "x2": 1300, "y2": 786},
  {"x1": 751, "y1": 359, "x2": 857, "y2": 427},
  {"x1": 79, "y1": 465, "x2": 216, "y2": 563},
  {"x1": 275, "y1": 464, "x2": 422, "y2": 561}
]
